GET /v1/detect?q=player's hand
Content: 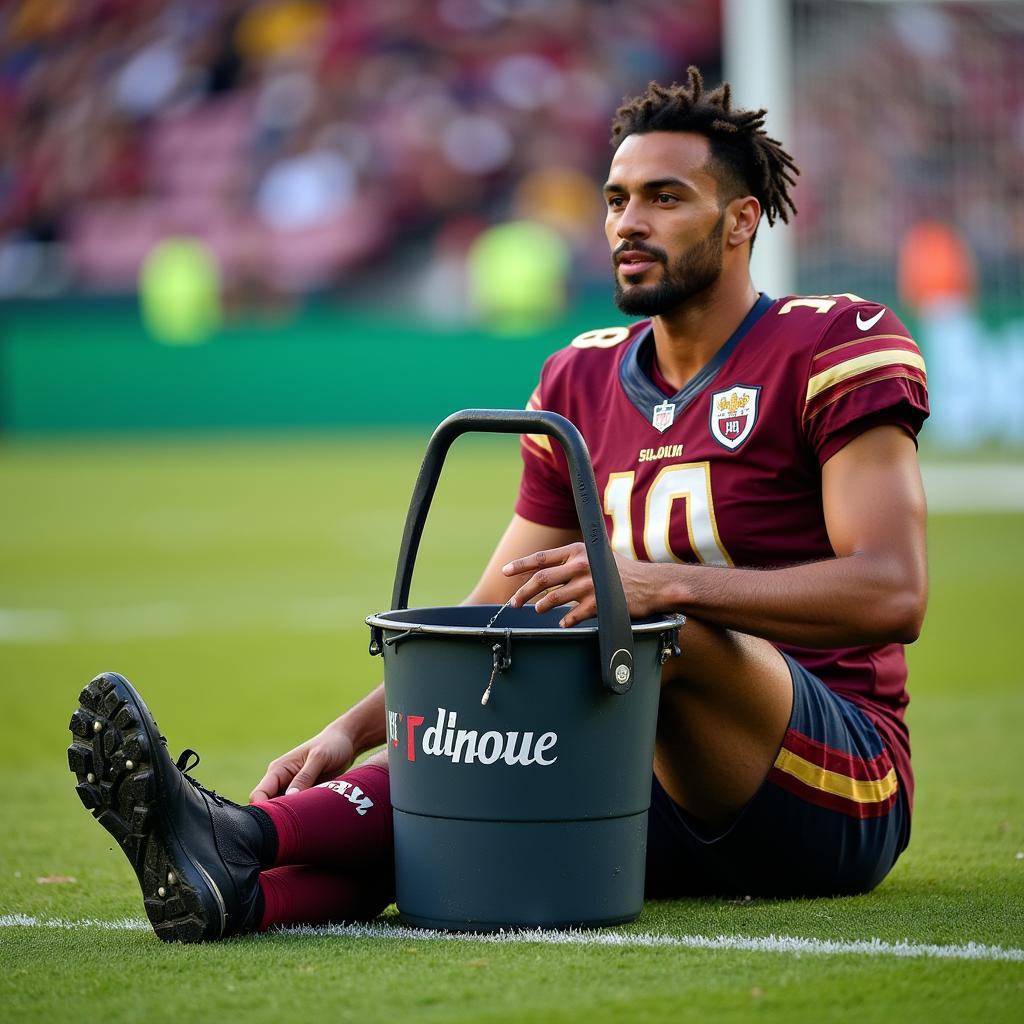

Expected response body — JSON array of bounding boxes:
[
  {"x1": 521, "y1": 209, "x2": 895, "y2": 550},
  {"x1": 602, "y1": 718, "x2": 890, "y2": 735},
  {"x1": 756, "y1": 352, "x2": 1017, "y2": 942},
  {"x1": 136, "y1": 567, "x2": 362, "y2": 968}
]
[
  {"x1": 502, "y1": 542, "x2": 673, "y2": 627},
  {"x1": 249, "y1": 721, "x2": 356, "y2": 803}
]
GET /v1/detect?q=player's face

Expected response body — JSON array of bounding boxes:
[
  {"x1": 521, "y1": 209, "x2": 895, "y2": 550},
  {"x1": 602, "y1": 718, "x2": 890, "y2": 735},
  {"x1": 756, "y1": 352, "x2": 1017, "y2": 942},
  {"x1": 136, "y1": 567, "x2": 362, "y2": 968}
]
[{"x1": 604, "y1": 131, "x2": 726, "y2": 316}]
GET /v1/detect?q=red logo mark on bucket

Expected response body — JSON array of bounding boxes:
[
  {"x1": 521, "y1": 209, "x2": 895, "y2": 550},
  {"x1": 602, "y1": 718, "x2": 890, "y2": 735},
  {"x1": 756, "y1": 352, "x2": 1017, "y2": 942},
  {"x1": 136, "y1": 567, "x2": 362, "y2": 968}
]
[
  {"x1": 393, "y1": 707, "x2": 558, "y2": 767},
  {"x1": 406, "y1": 715, "x2": 425, "y2": 761}
]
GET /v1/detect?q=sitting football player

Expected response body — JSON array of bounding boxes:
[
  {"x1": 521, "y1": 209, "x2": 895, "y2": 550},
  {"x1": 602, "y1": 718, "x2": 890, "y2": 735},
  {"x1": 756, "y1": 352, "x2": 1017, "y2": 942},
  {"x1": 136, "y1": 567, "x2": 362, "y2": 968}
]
[{"x1": 69, "y1": 68, "x2": 928, "y2": 940}]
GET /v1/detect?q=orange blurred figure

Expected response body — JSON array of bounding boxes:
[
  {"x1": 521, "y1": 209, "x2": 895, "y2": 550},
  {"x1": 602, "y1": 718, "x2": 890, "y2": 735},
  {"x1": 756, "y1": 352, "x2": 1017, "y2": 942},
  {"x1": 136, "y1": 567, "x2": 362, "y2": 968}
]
[{"x1": 897, "y1": 221, "x2": 976, "y2": 312}]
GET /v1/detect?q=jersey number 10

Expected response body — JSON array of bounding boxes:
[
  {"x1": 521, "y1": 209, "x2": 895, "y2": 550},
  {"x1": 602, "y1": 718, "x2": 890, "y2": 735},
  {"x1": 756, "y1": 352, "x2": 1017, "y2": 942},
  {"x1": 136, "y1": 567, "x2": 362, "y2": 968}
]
[{"x1": 604, "y1": 462, "x2": 733, "y2": 567}]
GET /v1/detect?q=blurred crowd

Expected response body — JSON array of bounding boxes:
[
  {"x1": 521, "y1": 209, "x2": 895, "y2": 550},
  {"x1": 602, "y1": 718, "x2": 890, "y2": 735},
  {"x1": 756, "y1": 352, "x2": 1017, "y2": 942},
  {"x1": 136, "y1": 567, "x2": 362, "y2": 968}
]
[
  {"x1": 0, "y1": 0, "x2": 719, "y2": 314},
  {"x1": 793, "y1": 0, "x2": 1024, "y2": 308},
  {"x1": 3, "y1": 0, "x2": 1021, "y2": 318}
]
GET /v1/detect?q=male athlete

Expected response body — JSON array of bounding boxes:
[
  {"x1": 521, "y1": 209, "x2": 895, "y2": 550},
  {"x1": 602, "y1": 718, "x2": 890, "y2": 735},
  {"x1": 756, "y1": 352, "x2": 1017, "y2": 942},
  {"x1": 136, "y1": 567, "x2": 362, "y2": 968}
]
[{"x1": 68, "y1": 69, "x2": 929, "y2": 941}]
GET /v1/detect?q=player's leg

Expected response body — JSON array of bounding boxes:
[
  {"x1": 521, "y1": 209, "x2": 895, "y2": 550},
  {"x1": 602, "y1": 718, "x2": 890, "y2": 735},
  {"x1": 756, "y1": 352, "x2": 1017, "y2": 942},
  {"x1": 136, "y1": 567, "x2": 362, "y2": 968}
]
[
  {"x1": 68, "y1": 673, "x2": 395, "y2": 941},
  {"x1": 654, "y1": 617, "x2": 794, "y2": 827},
  {"x1": 258, "y1": 864, "x2": 393, "y2": 931},
  {"x1": 646, "y1": 654, "x2": 909, "y2": 898},
  {"x1": 254, "y1": 754, "x2": 392, "y2": 870},
  {"x1": 252, "y1": 753, "x2": 396, "y2": 929}
]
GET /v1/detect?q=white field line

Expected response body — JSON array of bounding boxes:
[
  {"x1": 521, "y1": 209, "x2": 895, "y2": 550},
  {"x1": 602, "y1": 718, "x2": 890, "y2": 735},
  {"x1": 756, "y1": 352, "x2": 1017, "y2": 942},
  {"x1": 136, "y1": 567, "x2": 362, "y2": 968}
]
[{"x1": 2, "y1": 914, "x2": 1022, "y2": 962}]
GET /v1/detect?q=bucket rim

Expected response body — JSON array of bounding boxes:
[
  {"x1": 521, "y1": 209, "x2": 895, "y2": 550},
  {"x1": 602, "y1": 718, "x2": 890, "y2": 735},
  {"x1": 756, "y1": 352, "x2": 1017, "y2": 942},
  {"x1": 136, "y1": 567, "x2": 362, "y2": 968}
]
[{"x1": 365, "y1": 608, "x2": 685, "y2": 638}]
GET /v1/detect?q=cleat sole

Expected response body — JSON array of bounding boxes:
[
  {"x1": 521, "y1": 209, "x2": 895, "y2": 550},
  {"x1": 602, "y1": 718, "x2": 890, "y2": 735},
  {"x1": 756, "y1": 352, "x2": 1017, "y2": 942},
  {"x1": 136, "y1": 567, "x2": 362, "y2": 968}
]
[{"x1": 67, "y1": 672, "x2": 223, "y2": 943}]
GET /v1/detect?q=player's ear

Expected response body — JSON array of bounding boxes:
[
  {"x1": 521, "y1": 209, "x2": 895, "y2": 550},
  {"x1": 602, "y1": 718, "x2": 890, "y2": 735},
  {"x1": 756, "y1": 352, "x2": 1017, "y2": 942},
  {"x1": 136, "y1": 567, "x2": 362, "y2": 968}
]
[{"x1": 726, "y1": 195, "x2": 761, "y2": 249}]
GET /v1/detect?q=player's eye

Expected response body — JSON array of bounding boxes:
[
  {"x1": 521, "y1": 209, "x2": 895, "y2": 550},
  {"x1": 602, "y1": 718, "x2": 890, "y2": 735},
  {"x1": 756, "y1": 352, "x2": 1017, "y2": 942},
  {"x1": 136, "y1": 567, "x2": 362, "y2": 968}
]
[
  {"x1": 655, "y1": 193, "x2": 678, "y2": 204},
  {"x1": 606, "y1": 195, "x2": 625, "y2": 209}
]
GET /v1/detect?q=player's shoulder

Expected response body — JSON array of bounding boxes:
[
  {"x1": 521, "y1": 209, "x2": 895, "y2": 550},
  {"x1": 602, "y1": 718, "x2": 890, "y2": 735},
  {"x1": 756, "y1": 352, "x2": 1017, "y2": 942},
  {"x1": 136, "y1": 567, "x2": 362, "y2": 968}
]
[
  {"x1": 568, "y1": 322, "x2": 645, "y2": 350},
  {"x1": 543, "y1": 320, "x2": 646, "y2": 373},
  {"x1": 768, "y1": 293, "x2": 915, "y2": 355}
]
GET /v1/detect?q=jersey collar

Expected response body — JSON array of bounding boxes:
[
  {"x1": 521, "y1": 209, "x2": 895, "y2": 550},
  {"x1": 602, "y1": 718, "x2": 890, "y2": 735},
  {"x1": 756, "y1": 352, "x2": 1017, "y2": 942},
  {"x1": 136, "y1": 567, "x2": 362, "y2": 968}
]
[{"x1": 619, "y1": 292, "x2": 774, "y2": 423}]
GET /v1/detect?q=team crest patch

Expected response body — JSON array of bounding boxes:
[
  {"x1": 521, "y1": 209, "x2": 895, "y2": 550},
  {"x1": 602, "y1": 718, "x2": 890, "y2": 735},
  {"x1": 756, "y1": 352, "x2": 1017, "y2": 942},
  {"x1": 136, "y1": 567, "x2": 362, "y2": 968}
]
[
  {"x1": 710, "y1": 385, "x2": 760, "y2": 450},
  {"x1": 652, "y1": 400, "x2": 675, "y2": 433}
]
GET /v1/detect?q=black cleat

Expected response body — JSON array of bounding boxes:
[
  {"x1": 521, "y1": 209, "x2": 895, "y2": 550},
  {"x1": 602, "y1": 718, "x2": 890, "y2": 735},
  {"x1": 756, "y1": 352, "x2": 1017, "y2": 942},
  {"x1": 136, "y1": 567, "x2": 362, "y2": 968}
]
[{"x1": 68, "y1": 672, "x2": 269, "y2": 942}]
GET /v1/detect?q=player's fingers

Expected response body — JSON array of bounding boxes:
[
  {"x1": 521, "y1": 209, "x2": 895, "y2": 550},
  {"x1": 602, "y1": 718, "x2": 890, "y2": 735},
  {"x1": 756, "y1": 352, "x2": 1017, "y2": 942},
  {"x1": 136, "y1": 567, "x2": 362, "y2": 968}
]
[
  {"x1": 507, "y1": 563, "x2": 575, "y2": 609},
  {"x1": 559, "y1": 594, "x2": 597, "y2": 628},
  {"x1": 286, "y1": 749, "x2": 328, "y2": 795},
  {"x1": 501, "y1": 544, "x2": 576, "y2": 579},
  {"x1": 534, "y1": 576, "x2": 591, "y2": 614},
  {"x1": 509, "y1": 548, "x2": 590, "y2": 607},
  {"x1": 517, "y1": 545, "x2": 593, "y2": 607},
  {"x1": 249, "y1": 762, "x2": 296, "y2": 803}
]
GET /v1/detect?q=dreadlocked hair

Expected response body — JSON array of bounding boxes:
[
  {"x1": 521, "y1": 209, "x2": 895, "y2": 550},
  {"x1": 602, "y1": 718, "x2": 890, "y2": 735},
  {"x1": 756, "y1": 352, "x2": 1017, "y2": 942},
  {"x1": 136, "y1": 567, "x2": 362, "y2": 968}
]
[{"x1": 610, "y1": 67, "x2": 799, "y2": 228}]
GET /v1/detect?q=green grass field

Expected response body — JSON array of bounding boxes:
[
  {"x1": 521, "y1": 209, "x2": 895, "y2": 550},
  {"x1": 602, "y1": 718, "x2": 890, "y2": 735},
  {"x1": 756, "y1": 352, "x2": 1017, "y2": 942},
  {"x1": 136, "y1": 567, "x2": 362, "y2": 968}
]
[{"x1": 1, "y1": 434, "x2": 1022, "y2": 1023}]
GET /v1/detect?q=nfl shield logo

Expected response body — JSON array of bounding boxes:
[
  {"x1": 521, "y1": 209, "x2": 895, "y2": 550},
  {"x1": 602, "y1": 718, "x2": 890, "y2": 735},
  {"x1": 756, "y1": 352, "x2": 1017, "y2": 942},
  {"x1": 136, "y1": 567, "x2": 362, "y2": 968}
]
[
  {"x1": 710, "y1": 385, "x2": 760, "y2": 450},
  {"x1": 652, "y1": 401, "x2": 675, "y2": 433}
]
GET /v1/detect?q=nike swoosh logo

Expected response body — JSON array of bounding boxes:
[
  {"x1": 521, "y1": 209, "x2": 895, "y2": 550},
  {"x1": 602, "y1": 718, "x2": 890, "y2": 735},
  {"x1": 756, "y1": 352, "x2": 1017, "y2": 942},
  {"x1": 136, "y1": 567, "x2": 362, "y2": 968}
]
[{"x1": 855, "y1": 309, "x2": 885, "y2": 331}]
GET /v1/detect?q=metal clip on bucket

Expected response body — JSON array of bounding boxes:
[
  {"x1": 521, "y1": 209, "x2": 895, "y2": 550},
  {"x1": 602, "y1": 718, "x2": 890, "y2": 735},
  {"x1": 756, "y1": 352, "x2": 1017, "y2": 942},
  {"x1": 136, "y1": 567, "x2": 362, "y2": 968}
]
[{"x1": 367, "y1": 409, "x2": 684, "y2": 932}]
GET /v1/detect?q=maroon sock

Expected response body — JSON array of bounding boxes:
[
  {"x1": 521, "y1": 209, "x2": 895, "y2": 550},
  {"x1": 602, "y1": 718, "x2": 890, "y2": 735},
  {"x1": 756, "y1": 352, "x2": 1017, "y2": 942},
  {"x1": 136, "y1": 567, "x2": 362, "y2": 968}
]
[
  {"x1": 258, "y1": 864, "x2": 394, "y2": 930},
  {"x1": 255, "y1": 763, "x2": 393, "y2": 869}
]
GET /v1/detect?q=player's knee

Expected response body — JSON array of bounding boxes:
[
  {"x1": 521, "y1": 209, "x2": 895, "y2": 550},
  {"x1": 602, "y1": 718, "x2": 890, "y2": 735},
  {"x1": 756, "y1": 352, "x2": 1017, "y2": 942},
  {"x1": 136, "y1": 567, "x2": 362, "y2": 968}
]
[{"x1": 661, "y1": 618, "x2": 746, "y2": 683}]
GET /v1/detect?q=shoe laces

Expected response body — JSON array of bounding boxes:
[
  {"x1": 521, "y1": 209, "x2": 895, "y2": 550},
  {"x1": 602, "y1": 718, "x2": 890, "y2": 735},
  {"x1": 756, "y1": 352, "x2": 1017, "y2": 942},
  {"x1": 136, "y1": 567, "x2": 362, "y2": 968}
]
[{"x1": 175, "y1": 748, "x2": 226, "y2": 806}]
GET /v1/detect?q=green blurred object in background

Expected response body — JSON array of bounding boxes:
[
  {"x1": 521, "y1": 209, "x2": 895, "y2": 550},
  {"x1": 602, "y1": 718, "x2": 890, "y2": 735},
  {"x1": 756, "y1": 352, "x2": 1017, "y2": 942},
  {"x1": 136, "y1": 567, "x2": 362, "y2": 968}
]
[
  {"x1": 466, "y1": 220, "x2": 571, "y2": 334},
  {"x1": 139, "y1": 237, "x2": 222, "y2": 345}
]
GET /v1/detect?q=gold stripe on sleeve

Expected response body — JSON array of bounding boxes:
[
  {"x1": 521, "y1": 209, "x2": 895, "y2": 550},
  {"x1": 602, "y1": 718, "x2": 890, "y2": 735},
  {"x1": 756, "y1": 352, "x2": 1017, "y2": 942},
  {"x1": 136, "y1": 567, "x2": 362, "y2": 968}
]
[
  {"x1": 813, "y1": 333, "x2": 919, "y2": 363},
  {"x1": 525, "y1": 433, "x2": 553, "y2": 454},
  {"x1": 806, "y1": 349, "x2": 927, "y2": 405},
  {"x1": 523, "y1": 393, "x2": 553, "y2": 454}
]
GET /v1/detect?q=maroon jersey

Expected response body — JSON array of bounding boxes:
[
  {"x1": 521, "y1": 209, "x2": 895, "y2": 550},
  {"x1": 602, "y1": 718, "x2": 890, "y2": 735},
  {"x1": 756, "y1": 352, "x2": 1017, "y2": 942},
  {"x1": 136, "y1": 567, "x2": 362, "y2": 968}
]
[{"x1": 515, "y1": 293, "x2": 929, "y2": 807}]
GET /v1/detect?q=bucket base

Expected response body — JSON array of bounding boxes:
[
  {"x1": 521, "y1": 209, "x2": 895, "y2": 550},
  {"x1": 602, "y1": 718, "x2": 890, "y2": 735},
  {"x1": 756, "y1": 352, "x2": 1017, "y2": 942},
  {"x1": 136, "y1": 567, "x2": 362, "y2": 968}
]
[
  {"x1": 397, "y1": 909, "x2": 640, "y2": 933},
  {"x1": 393, "y1": 809, "x2": 649, "y2": 932}
]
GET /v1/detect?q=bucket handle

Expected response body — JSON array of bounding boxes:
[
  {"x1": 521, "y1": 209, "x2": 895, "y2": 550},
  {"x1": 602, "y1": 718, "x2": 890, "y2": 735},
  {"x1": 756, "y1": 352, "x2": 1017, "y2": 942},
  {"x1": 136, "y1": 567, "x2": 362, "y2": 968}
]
[{"x1": 391, "y1": 408, "x2": 635, "y2": 694}]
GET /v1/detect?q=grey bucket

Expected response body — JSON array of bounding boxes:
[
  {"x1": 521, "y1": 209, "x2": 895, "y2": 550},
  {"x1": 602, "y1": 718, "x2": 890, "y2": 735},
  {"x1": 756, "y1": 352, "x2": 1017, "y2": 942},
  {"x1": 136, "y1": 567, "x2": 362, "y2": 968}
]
[{"x1": 366, "y1": 409, "x2": 683, "y2": 932}]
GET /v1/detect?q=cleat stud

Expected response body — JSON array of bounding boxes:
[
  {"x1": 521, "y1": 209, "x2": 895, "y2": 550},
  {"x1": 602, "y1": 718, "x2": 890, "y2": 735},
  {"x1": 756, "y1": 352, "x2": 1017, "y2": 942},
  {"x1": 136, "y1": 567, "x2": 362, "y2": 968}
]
[
  {"x1": 167, "y1": 872, "x2": 177, "y2": 885},
  {"x1": 158, "y1": 886, "x2": 167, "y2": 897},
  {"x1": 86, "y1": 773, "x2": 96, "y2": 783},
  {"x1": 93, "y1": 721, "x2": 103, "y2": 734},
  {"x1": 75, "y1": 783, "x2": 100, "y2": 810},
  {"x1": 125, "y1": 760, "x2": 134, "y2": 770}
]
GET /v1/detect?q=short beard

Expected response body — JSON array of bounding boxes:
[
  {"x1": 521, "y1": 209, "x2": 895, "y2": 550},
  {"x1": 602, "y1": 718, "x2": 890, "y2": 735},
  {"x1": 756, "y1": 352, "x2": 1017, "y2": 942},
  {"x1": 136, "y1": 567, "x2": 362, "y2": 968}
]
[{"x1": 613, "y1": 213, "x2": 725, "y2": 317}]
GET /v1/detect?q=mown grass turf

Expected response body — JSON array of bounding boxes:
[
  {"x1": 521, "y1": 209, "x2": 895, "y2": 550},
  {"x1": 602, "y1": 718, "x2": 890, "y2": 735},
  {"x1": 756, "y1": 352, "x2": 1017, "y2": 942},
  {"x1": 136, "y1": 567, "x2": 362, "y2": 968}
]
[{"x1": 1, "y1": 435, "x2": 1022, "y2": 1023}]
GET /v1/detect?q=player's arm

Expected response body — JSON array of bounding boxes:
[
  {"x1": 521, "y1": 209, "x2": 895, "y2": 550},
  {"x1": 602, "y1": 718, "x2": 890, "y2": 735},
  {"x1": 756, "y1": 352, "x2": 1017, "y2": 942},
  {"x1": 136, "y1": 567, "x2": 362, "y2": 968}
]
[
  {"x1": 250, "y1": 515, "x2": 579, "y2": 801},
  {"x1": 503, "y1": 424, "x2": 928, "y2": 648}
]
